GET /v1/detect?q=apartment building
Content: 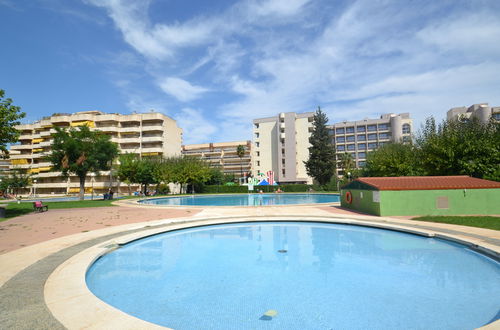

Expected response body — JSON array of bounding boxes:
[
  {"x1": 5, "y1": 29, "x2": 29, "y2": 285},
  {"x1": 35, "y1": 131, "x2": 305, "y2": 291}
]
[
  {"x1": 328, "y1": 113, "x2": 412, "y2": 175},
  {"x1": 447, "y1": 103, "x2": 500, "y2": 123},
  {"x1": 253, "y1": 112, "x2": 314, "y2": 184},
  {"x1": 9, "y1": 111, "x2": 182, "y2": 195},
  {"x1": 182, "y1": 141, "x2": 252, "y2": 180}
]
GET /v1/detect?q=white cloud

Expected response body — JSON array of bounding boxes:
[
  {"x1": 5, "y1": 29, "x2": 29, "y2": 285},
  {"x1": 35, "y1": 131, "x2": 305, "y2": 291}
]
[
  {"x1": 174, "y1": 108, "x2": 217, "y2": 144},
  {"x1": 159, "y1": 77, "x2": 209, "y2": 102},
  {"x1": 85, "y1": 0, "x2": 500, "y2": 143}
]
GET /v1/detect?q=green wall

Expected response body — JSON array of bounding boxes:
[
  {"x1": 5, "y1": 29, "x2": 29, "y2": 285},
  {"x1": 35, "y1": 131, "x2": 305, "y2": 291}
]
[
  {"x1": 341, "y1": 188, "x2": 500, "y2": 216},
  {"x1": 340, "y1": 189, "x2": 381, "y2": 215},
  {"x1": 380, "y1": 188, "x2": 500, "y2": 216}
]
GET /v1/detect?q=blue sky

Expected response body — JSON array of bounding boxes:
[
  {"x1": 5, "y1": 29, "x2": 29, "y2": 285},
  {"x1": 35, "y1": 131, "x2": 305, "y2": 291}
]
[{"x1": 1, "y1": 0, "x2": 500, "y2": 144}]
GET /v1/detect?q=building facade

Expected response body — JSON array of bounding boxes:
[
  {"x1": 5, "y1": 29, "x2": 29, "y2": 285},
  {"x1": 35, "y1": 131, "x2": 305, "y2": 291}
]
[
  {"x1": 182, "y1": 141, "x2": 252, "y2": 180},
  {"x1": 447, "y1": 103, "x2": 500, "y2": 123},
  {"x1": 253, "y1": 112, "x2": 314, "y2": 184},
  {"x1": 9, "y1": 111, "x2": 182, "y2": 195},
  {"x1": 328, "y1": 113, "x2": 412, "y2": 175}
]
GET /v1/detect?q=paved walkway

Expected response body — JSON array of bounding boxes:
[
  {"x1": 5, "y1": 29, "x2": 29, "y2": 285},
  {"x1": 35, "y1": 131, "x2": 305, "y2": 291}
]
[{"x1": 0, "y1": 203, "x2": 499, "y2": 329}]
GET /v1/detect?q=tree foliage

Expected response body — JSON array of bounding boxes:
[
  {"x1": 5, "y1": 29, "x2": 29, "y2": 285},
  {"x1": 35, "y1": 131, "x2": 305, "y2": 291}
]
[
  {"x1": 363, "y1": 143, "x2": 424, "y2": 177},
  {"x1": 417, "y1": 117, "x2": 500, "y2": 180},
  {"x1": 0, "y1": 168, "x2": 31, "y2": 196},
  {"x1": 236, "y1": 144, "x2": 245, "y2": 180},
  {"x1": 0, "y1": 89, "x2": 26, "y2": 158},
  {"x1": 362, "y1": 117, "x2": 500, "y2": 181},
  {"x1": 304, "y1": 107, "x2": 336, "y2": 185},
  {"x1": 47, "y1": 125, "x2": 119, "y2": 199}
]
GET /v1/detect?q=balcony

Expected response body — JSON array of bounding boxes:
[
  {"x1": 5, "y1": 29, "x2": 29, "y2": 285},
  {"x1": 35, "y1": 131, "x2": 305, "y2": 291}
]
[
  {"x1": 141, "y1": 147, "x2": 163, "y2": 154},
  {"x1": 142, "y1": 136, "x2": 163, "y2": 143},
  {"x1": 10, "y1": 144, "x2": 32, "y2": 150},
  {"x1": 120, "y1": 127, "x2": 141, "y2": 133},
  {"x1": 95, "y1": 126, "x2": 120, "y2": 133},
  {"x1": 18, "y1": 134, "x2": 33, "y2": 140},
  {"x1": 141, "y1": 124, "x2": 163, "y2": 132},
  {"x1": 9, "y1": 154, "x2": 31, "y2": 160}
]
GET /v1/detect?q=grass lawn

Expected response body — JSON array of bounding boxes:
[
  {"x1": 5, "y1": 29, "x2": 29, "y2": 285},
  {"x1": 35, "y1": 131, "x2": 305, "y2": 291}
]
[
  {"x1": 412, "y1": 216, "x2": 500, "y2": 231},
  {"x1": 0, "y1": 196, "x2": 141, "y2": 221}
]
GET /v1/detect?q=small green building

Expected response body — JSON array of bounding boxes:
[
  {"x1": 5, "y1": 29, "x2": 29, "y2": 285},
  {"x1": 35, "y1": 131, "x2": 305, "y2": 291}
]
[{"x1": 340, "y1": 176, "x2": 500, "y2": 216}]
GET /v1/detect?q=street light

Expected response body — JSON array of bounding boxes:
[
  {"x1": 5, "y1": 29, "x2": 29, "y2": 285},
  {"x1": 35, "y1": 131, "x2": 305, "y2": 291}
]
[
  {"x1": 91, "y1": 173, "x2": 95, "y2": 200},
  {"x1": 33, "y1": 179, "x2": 37, "y2": 197}
]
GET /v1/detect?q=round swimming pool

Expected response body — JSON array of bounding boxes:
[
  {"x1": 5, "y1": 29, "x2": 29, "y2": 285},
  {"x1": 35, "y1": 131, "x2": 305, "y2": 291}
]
[
  {"x1": 139, "y1": 193, "x2": 339, "y2": 206},
  {"x1": 86, "y1": 222, "x2": 500, "y2": 329}
]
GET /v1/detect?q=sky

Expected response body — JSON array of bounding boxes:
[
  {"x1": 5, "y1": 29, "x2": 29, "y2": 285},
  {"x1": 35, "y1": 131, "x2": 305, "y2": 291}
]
[{"x1": 1, "y1": 0, "x2": 500, "y2": 144}]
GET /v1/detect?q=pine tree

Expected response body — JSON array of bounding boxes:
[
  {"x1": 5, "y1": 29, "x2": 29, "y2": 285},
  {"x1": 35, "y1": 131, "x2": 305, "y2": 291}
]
[{"x1": 304, "y1": 107, "x2": 336, "y2": 185}]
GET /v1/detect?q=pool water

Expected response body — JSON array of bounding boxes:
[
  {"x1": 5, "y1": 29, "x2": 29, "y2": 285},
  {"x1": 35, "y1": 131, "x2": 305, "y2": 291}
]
[
  {"x1": 86, "y1": 222, "x2": 500, "y2": 329},
  {"x1": 139, "y1": 193, "x2": 339, "y2": 206}
]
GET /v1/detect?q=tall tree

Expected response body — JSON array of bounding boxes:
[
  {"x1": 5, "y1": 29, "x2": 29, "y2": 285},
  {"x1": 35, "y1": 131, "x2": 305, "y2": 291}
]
[
  {"x1": 2, "y1": 168, "x2": 31, "y2": 196},
  {"x1": 47, "y1": 125, "x2": 119, "y2": 200},
  {"x1": 0, "y1": 89, "x2": 26, "y2": 158},
  {"x1": 236, "y1": 144, "x2": 245, "y2": 183},
  {"x1": 116, "y1": 153, "x2": 139, "y2": 195},
  {"x1": 304, "y1": 107, "x2": 336, "y2": 185}
]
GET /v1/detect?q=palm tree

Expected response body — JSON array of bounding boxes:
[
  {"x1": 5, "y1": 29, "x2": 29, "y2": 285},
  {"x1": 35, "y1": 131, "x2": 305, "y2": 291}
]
[
  {"x1": 340, "y1": 152, "x2": 355, "y2": 180},
  {"x1": 236, "y1": 145, "x2": 245, "y2": 184}
]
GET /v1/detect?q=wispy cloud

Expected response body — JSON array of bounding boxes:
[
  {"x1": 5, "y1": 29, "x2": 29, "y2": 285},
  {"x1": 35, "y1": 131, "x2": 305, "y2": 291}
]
[
  {"x1": 159, "y1": 77, "x2": 209, "y2": 102},
  {"x1": 84, "y1": 0, "x2": 500, "y2": 143},
  {"x1": 174, "y1": 108, "x2": 217, "y2": 144}
]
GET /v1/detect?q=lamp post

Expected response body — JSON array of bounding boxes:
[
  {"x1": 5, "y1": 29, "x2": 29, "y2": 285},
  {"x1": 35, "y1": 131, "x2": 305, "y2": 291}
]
[
  {"x1": 91, "y1": 173, "x2": 95, "y2": 200},
  {"x1": 33, "y1": 179, "x2": 37, "y2": 197},
  {"x1": 347, "y1": 172, "x2": 351, "y2": 182}
]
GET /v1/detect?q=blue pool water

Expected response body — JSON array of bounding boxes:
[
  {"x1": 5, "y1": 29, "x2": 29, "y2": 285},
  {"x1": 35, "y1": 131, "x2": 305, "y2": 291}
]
[
  {"x1": 139, "y1": 193, "x2": 339, "y2": 206},
  {"x1": 86, "y1": 222, "x2": 500, "y2": 329}
]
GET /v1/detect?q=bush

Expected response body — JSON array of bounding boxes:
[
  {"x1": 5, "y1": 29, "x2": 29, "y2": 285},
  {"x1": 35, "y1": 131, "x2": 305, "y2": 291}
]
[{"x1": 156, "y1": 183, "x2": 170, "y2": 195}]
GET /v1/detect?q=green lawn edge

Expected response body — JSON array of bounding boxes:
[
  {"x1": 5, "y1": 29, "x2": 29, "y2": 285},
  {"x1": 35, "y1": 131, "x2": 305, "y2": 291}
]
[{"x1": 412, "y1": 216, "x2": 500, "y2": 231}]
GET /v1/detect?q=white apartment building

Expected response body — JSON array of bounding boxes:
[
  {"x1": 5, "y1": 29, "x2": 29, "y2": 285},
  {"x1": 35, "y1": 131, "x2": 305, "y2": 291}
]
[
  {"x1": 182, "y1": 141, "x2": 252, "y2": 180},
  {"x1": 9, "y1": 111, "x2": 182, "y2": 195},
  {"x1": 328, "y1": 113, "x2": 412, "y2": 175},
  {"x1": 447, "y1": 103, "x2": 500, "y2": 123},
  {"x1": 253, "y1": 112, "x2": 314, "y2": 184}
]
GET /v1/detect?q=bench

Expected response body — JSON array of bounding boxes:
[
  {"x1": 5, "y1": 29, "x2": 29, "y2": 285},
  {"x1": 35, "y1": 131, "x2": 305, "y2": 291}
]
[{"x1": 33, "y1": 201, "x2": 48, "y2": 212}]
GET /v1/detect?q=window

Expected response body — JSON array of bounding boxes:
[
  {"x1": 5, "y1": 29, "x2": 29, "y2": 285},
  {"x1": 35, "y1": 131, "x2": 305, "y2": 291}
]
[
  {"x1": 346, "y1": 127, "x2": 355, "y2": 133},
  {"x1": 257, "y1": 161, "x2": 260, "y2": 166},
  {"x1": 379, "y1": 132, "x2": 390, "y2": 139},
  {"x1": 328, "y1": 129, "x2": 334, "y2": 135},
  {"x1": 346, "y1": 135, "x2": 355, "y2": 142},
  {"x1": 402, "y1": 136, "x2": 411, "y2": 143},
  {"x1": 282, "y1": 158, "x2": 285, "y2": 165},
  {"x1": 378, "y1": 123, "x2": 389, "y2": 130},
  {"x1": 367, "y1": 125, "x2": 377, "y2": 131},
  {"x1": 281, "y1": 148, "x2": 285, "y2": 155},
  {"x1": 368, "y1": 133, "x2": 377, "y2": 141},
  {"x1": 358, "y1": 161, "x2": 366, "y2": 167},
  {"x1": 347, "y1": 144, "x2": 355, "y2": 151},
  {"x1": 350, "y1": 152, "x2": 356, "y2": 158},
  {"x1": 402, "y1": 123, "x2": 411, "y2": 134},
  {"x1": 336, "y1": 128, "x2": 345, "y2": 134},
  {"x1": 336, "y1": 137, "x2": 345, "y2": 143},
  {"x1": 379, "y1": 142, "x2": 387, "y2": 147},
  {"x1": 337, "y1": 145, "x2": 345, "y2": 151},
  {"x1": 368, "y1": 142, "x2": 377, "y2": 149},
  {"x1": 256, "y1": 151, "x2": 260, "y2": 157},
  {"x1": 256, "y1": 142, "x2": 260, "y2": 147},
  {"x1": 358, "y1": 143, "x2": 366, "y2": 150},
  {"x1": 357, "y1": 126, "x2": 366, "y2": 132},
  {"x1": 358, "y1": 152, "x2": 366, "y2": 159},
  {"x1": 357, "y1": 134, "x2": 366, "y2": 141},
  {"x1": 492, "y1": 112, "x2": 500, "y2": 120},
  {"x1": 254, "y1": 123, "x2": 259, "y2": 129},
  {"x1": 282, "y1": 169, "x2": 286, "y2": 175},
  {"x1": 255, "y1": 133, "x2": 259, "y2": 138}
]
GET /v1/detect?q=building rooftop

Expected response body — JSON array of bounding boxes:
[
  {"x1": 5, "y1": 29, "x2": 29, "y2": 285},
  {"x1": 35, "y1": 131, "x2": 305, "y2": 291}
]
[{"x1": 348, "y1": 176, "x2": 500, "y2": 191}]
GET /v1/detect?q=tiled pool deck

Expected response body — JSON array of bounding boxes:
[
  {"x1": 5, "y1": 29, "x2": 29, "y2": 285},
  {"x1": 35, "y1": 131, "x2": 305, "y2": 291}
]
[{"x1": 1, "y1": 202, "x2": 499, "y2": 329}]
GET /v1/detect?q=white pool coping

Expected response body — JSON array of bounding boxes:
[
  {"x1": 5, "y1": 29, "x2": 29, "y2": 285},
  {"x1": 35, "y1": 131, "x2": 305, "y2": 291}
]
[{"x1": 43, "y1": 215, "x2": 500, "y2": 330}]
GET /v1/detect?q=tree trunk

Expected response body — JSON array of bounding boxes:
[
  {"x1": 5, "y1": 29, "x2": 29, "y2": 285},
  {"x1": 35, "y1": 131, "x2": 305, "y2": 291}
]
[
  {"x1": 128, "y1": 183, "x2": 131, "y2": 196},
  {"x1": 79, "y1": 175, "x2": 85, "y2": 201}
]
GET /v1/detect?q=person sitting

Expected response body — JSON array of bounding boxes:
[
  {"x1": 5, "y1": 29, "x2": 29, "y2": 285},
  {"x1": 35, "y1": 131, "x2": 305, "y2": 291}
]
[{"x1": 276, "y1": 188, "x2": 283, "y2": 193}]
